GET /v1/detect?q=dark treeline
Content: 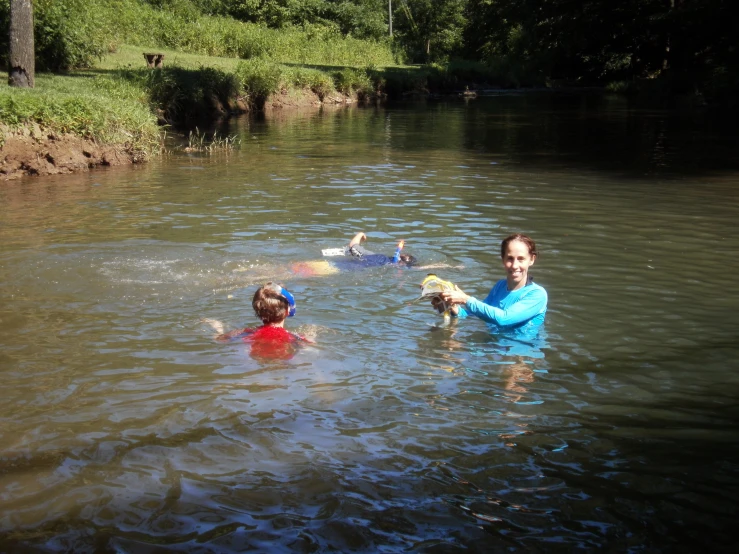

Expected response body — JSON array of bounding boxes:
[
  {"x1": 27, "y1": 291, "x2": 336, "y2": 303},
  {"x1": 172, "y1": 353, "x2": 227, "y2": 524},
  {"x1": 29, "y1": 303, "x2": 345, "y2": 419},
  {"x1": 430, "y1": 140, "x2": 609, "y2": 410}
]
[
  {"x1": 167, "y1": 0, "x2": 738, "y2": 100},
  {"x1": 463, "y1": 1, "x2": 737, "y2": 97}
]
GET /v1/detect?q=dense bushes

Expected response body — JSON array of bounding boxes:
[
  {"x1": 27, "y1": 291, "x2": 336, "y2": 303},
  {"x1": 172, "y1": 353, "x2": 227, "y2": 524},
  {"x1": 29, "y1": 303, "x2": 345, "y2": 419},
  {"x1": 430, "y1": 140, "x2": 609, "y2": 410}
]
[
  {"x1": 0, "y1": 0, "x2": 110, "y2": 71},
  {"x1": 233, "y1": 58, "x2": 283, "y2": 106},
  {"x1": 232, "y1": 59, "x2": 376, "y2": 106},
  {"x1": 32, "y1": 0, "x2": 111, "y2": 70},
  {"x1": 114, "y1": 65, "x2": 241, "y2": 123},
  {"x1": 173, "y1": 0, "x2": 389, "y2": 40}
]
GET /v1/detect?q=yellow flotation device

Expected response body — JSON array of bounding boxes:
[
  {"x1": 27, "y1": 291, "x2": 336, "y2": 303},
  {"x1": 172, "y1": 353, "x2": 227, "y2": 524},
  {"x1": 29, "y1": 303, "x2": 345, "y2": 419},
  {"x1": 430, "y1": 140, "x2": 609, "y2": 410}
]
[{"x1": 419, "y1": 274, "x2": 459, "y2": 323}]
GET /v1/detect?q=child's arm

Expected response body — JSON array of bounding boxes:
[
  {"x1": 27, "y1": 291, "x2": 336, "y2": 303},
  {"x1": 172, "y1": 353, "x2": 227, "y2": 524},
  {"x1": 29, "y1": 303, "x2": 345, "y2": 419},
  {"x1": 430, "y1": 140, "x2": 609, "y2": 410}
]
[
  {"x1": 348, "y1": 232, "x2": 367, "y2": 248},
  {"x1": 293, "y1": 332, "x2": 315, "y2": 344},
  {"x1": 215, "y1": 328, "x2": 250, "y2": 342},
  {"x1": 203, "y1": 318, "x2": 250, "y2": 342}
]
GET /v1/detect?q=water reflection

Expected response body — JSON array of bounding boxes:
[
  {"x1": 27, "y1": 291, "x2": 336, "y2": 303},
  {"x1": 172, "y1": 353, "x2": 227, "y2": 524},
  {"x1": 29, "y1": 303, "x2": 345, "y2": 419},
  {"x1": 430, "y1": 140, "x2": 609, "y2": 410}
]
[{"x1": 1, "y1": 96, "x2": 739, "y2": 551}]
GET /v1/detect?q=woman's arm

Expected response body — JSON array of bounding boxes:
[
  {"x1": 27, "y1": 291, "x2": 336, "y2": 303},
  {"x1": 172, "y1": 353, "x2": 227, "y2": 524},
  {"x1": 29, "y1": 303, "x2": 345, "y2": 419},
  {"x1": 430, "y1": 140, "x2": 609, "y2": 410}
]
[
  {"x1": 465, "y1": 288, "x2": 547, "y2": 326},
  {"x1": 438, "y1": 289, "x2": 469, "y2": 318}
]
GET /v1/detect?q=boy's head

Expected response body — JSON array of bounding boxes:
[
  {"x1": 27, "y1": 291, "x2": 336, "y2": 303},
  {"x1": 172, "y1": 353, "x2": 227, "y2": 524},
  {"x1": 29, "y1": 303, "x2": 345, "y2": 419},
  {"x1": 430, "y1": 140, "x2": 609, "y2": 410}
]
[
  {"x1": 252, "y1": 283, "x2": 295, "y2": 324},
  {"x1": 398, "y1": 253, "x2": 417, "y2": 267}
]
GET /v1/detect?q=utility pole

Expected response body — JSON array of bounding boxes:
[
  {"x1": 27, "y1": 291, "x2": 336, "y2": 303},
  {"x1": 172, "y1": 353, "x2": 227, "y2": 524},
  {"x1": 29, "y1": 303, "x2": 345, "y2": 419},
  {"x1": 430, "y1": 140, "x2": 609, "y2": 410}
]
[{"x1": 389, "y1": 0, "x2": 393, "y2": 37}]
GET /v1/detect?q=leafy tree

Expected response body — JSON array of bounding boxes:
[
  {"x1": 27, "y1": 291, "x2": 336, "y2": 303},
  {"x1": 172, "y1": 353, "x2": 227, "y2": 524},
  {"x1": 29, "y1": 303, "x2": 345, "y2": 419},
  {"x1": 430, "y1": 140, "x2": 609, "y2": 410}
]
[
  {"x1": 395, "y1": 0, "x2": 467, "y2": 63},
  {"x1": 32, "y1": 0, "x2": 109, "y2": 71},
  {"x1": 463, "y1": 0, "x2": 737, "y2": 92},
  {"x1": 182, "y1": 0, "x2": 388, "y2": 39},
  {"x1": 330, "y1": 0, "x2": 387, "y2": 39}
]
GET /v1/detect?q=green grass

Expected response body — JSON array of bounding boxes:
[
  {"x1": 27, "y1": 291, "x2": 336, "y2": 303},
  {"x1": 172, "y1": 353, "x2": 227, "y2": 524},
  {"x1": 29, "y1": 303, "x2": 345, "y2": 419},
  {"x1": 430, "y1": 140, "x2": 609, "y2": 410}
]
[
  {"x1": 98, "y1": 45, "x2": 245, "y2": 73},
  {"x1": 0, "y1": 73, "x2": 160, "y2": 156},
  {"x1": 97, "y1": 1, "x2": 399, "y2": 68},
  {"x1": 101, "y1": 46, "x2": 392, "y2": 111}
]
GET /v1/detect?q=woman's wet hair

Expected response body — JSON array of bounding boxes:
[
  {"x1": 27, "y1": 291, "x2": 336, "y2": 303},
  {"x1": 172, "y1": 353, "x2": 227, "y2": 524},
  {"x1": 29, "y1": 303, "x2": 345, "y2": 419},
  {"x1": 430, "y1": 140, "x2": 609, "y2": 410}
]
[
  {"x1": 252, "y1": 283, "x2": 289, "y2": 324},
  {"x1": 500, "y1": 234, "x2": 538, "y2": 259}
]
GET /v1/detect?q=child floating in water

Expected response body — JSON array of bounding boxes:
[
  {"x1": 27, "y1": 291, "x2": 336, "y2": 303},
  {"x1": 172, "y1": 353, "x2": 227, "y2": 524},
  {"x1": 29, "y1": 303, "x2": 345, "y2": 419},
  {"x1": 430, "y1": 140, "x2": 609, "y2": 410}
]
[
  {"x1": 340, "y1": 232, "x2": 417, "y2": 268},
  {"x1": 291, "y1": 231, "x2": 418, "y2": 277},
  {"x1": 205, "y1": 283, "x2": 310, "y2": 360}
]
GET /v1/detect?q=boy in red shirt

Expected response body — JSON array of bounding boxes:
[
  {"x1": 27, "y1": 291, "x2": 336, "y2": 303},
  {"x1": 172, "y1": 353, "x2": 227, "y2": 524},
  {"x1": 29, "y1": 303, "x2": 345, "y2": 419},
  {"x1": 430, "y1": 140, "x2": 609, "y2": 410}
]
[{"x1": 207, "y1": 283, "x2": 309, "y2": 360}]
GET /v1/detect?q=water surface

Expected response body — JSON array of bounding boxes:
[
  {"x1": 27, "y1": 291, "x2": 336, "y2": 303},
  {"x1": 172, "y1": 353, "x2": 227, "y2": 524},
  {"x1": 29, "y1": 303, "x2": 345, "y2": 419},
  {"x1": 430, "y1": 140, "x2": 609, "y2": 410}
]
[{"x1": 1, "y1": 94, "x2": 738, "y2": 552}]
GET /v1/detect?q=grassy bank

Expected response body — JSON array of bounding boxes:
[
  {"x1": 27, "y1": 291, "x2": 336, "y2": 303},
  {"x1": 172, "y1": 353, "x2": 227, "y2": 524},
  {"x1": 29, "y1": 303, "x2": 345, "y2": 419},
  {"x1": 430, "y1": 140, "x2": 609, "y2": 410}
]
[
  {"x1": 1, "y1": 0, "x2": 543, "y2": 148},
  {"x1": 100, "y1": 46, "x2": 536, "y2": 124},
  {"x1": 0, "y1": 73, "x2": 160, "y2": 157},
  {"x1": 2, "y1": 46, "x2": 543, "y2": 169}
]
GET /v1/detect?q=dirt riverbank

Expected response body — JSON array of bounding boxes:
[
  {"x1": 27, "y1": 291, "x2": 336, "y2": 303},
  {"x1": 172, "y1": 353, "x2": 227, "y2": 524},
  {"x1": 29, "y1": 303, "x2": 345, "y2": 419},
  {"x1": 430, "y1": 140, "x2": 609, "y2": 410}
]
[{"x1": 0, "y1": 124, "x2": 146, "y2": 181}]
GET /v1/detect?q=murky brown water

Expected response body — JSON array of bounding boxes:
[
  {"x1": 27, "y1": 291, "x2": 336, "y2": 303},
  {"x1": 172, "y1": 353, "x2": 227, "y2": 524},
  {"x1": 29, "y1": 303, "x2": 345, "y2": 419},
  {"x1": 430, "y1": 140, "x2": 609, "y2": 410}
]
[{"x1": 1, "y1": 94, "x2": 738, "y2": 552}]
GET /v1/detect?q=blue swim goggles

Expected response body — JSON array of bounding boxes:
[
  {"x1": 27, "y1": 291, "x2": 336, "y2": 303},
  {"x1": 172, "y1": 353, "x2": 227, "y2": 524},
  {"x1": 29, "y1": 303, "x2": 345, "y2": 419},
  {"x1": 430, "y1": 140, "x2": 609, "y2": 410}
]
[{"x1": 275, "y1": 285, "x2": 296, "y2": 317}]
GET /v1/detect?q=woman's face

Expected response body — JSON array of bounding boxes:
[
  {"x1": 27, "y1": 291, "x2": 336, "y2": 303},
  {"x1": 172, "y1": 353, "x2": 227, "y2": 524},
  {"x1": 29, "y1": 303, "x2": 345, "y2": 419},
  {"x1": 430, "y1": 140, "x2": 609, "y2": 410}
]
[{"x1": 502, "y1": 239, "x2": 536, "y2": 290}]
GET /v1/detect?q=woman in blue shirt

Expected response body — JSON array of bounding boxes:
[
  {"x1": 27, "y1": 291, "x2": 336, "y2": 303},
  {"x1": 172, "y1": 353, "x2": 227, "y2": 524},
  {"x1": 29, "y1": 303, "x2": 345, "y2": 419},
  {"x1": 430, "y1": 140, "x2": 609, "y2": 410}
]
[{"x1": 437, "y1": 233, "x2": 548, "y2": 332}]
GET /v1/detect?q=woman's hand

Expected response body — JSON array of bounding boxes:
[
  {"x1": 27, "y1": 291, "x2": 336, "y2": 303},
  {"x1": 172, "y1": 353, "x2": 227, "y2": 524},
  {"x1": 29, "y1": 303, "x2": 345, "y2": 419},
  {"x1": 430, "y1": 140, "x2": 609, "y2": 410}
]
[
  {"x1": 441, "y1": 289, "x2": 470, "y2": 305},
  {"x1": 431, "y1": 295, "x2": 459, "y2": 315}
]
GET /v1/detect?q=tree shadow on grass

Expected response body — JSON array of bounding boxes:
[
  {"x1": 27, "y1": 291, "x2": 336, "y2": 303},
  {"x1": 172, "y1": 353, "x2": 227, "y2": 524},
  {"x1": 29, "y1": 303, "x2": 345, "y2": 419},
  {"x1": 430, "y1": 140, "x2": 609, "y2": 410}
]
[{"x1": 65, "y1": 66, "x2": 245, "y2": 129}]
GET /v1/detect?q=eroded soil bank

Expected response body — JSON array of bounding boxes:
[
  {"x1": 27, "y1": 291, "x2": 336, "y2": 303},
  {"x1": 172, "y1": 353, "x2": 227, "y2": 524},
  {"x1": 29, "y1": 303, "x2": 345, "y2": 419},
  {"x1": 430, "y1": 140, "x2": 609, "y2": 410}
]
[{"x1": 1, "y1": 125, "x2": 145, "y2": 181}]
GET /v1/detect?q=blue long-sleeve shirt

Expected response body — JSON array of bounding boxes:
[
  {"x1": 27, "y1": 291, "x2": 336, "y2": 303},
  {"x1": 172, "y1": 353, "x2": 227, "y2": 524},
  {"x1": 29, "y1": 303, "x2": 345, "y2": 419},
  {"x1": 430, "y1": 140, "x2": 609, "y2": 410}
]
[{"x1": 456, "y1": 279, "x2": 547, "y2": 332}]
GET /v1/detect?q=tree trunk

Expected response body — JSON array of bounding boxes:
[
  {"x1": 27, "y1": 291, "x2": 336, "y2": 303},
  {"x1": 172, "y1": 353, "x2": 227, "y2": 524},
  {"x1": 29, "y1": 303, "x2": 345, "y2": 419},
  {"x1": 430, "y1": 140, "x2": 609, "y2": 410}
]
[
  {"x1": 8, "y1": 0, "x2": 35, "y2": 88},
  {"x1": 388, "y1": 0, "x2": 392, "y2": 37}
]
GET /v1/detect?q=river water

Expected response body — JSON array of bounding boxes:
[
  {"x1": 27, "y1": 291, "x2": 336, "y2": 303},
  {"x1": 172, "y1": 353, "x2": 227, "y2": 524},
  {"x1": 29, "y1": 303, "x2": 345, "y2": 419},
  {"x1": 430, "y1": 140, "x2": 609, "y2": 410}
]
[{"x1": 1, "y1": 94, "x2": 738, "y2": 552}]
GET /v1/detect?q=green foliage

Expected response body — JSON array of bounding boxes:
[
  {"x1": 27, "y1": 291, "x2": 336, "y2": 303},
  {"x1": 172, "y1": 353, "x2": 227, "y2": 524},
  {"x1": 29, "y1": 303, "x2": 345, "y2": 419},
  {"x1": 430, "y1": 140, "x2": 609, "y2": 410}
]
[
  {"x1": 462, "y1": 0, "x2": 739, "y2": 100},
  {"x1": 0, "y1": 0, "x2": 111, "y2": 71},
  {"x1": 233, "y1": 59, "x2": 379, "y2": 104},
  {"x1": 185, "y1": 126, "x2": 240, "y2": 151},
  {"x1": 308, "y1": 73, "x2": 335, "y2": 100},
  {"x1": 0, "y1": 0, "x2": 398, "y2": 71},
  {"x1": 333, "y1": 67, "x2": 373, "y2": 96},
  {"x1": 331, "y1": 0, "x2": 387, "y2": 39},
  {"x1": 185, "y1": 0, "x2": 389, "y2": 40},
  {"x1": 3, "y1": 0, "x2": 736, "y2": 104},
  {"x1": 289, "y1": 68, "x2": 335, "y2": 99},
  {"x1": 107, "y1": 1, "x2": 398, "y2": 66},
  {"x1": 234, "y1": 58, "x2": 283, "y2": 104},
  {"x1": 393, "y1": 0, "x2": 467, "y2": 63},
  {"x1": 114, "y1": 65, "x2": 241, "y2": 124}
]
